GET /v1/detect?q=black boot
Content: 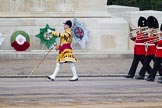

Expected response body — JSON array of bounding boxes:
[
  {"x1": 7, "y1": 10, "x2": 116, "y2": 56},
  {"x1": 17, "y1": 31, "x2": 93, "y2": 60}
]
[
  {"x1": 158, "y1": 76, "x2": 162, "y2": 80},
  {"x1": 158, "y1": 79, "x2": 162, "y2": 84},
  {"x1": 45, "y1": 76, "x2": 54, "y2": 81},
  {"x1": 146, "y1": 77, "x2": 154, "y2": 82},
  {"x1": 125, "y1": 75, "x2": 133, "y2": 78},
  {"x1": 135, "y1": 75, "x2": 144, "y2": 80},
  {"x1": 69, "y1": 78, "x2": 78, "y2": 81}
]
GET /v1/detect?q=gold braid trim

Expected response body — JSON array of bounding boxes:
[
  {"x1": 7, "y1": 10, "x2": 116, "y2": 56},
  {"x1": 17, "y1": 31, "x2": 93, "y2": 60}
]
[
  {"x1": 61, "y1": 49, "x2": 72, "y2": 54},
  {"x1": 56, "y1": 49, "x2": 77, "y2": 63}
]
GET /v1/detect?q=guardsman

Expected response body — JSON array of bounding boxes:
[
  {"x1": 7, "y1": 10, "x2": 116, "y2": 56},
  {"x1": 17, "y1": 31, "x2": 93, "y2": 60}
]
[
  {"x1": 125, "y1": 16, "x2": 152, "y2": 78},
  {"x1": 158, "y1": 32, "x2": 162, "y2": 83},
  {"x1": 46, "y1": 20, "x2": 78, "y2": 81},
  {"x1": 157, "y1": 27, "x2": 162, "y2": 83},
  {"x1": 146, "y1": 24, "x2": 162, "y2": 82},
  {"x1": 135, "y1": 16, "x2": 162, "y2": 80}
]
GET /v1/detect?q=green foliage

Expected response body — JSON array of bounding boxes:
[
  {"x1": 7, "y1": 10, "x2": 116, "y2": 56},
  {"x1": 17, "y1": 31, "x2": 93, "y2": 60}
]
[{"x1": 107, "y1": 0, "x2": 162, "y2": 11}]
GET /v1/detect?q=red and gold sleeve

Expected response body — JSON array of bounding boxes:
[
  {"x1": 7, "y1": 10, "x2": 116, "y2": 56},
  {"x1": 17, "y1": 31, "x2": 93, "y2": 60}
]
[{"x1": 52, "y1": 31, "x2": 70, "y2": 38}]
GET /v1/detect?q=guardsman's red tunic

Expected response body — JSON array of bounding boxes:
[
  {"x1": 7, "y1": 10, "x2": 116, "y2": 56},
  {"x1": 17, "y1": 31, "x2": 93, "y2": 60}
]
[
  {"x1": 146, "y1": 36, "x2": 157, "y2": 56},
  {"x1": 155, "y1": 39, "x2": 162, "y2": 57},
  {"x1": 131, "y1": 33, "x2": 148, "y2": 55}
]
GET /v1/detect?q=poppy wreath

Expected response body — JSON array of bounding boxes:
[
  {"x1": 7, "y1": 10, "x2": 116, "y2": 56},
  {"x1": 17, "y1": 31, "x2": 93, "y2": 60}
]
[{"x1": 10, "y1": 31, "x2": 30, "y2": 51}]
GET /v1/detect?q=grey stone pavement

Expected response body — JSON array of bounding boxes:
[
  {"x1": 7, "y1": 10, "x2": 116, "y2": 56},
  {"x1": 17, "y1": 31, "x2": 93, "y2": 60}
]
[
  {"x1": 0, "y1": 58, "x2": 144, "y2": 77},
  {"x1": 0, "y1": 77, "x2": 162, "y2": 107},
  {"x1": 0, "y1": 58, "x2": 162, "y2": 107}
]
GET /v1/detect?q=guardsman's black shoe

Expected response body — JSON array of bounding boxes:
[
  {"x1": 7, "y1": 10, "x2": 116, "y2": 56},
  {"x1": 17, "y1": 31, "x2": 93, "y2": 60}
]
[
  {"x1": 125, "y1": 75, "x2": 133, "y2": 78},
  {"x1": 146, "y1": 77, "x2": 154, "y2": 82},
  {"x1": 135, "y1": 75, "x2": 144, "y2": 80},
  {"x1": 158, "y1": 80, "x2": 162, "y2": 84},
  {"x1": 158, "y1": 76, "x2": 162, "y2": 80},
  {"x1": 46, "y1": 76, "x2": 54, "y2": 81},
  {"x1": 69, "y1": 78, "x2": 78, "y2": 81}
]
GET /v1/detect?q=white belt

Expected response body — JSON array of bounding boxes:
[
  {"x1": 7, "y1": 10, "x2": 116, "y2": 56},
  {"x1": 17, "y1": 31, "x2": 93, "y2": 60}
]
[
  {"x1": 135, "y1": 43, "x2": 145, "y2": 45},
  {"x1": 147, "y1": 44, "x2": 155, "y2": 46},
  {"x1": 156, "y1": 47, "x2": 162, "y2": 49}
]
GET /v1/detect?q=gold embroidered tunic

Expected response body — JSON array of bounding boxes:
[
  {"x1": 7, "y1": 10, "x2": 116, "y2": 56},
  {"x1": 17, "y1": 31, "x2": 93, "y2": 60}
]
[{"x1": 52, "y1": 28, "x2": 77, "y2": 63}]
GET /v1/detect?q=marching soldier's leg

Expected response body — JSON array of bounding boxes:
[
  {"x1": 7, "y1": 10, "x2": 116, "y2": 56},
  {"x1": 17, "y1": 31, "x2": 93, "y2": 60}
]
[
  {"x1": 158, "y1": 68, "x2": 162, "y2": 83},
  {"x1": 135, "y1": 55, "x2": 152, "y2": 80},
  {"x1": 140, "y1": 55, "x2": 152, "y2": 74},
  {"x1": 157, "y1": 62, "x2": 162, "y2": 76},
  {"x1": 68, "y1": 62, "x2": 78, "y2": 81},
  {"x1": 47, "y1": 62, "x2": 61, "y2": 81},
  {"x1": 157, "y1": 66, "x2": 162, "y2": 81},
  {"x1": 155, "y1": 57, "x2": 162, "y2": 77},
  {"x1": 152, "y1": 56, "x2": 162, "y2": 80},
  {"x1": 158, "y1": 79, "x2": 162, "y2": 83},
  {"x1": 158, "y1": 58, "x2": 162, "y2": 83},
  {"x1": 158, "y1": 66, "x2": 162, "y2": 76},
  {"x1": 146, "y1": 58, "x2": 160, "y2": 82},
  {"x1": 125, "y1": 55, "x2": 140, "y2": 78}
]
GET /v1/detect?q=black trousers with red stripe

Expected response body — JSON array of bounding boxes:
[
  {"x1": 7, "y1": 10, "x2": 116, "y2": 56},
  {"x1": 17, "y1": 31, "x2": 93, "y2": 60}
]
[
  {"x1": 128, "y1": 55, "x2": 152, "y2": 77},
  {"x1": 138, "y1": 55, "x2": 162, "y2": 77}
]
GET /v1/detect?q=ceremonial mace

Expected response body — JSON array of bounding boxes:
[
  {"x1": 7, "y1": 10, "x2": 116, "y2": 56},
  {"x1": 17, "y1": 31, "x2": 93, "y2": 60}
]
[
  {"x1": 27, "y1": 48, "x2": 52, "y2": 78},
  {"x1": 28, "y1": 43, "x2": 56, "y2": 78}
]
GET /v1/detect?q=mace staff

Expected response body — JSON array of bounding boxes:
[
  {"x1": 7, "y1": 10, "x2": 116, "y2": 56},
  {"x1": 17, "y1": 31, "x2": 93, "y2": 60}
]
[{"x1": 27, "y1": 47, "x2": 54, "y2": 79}]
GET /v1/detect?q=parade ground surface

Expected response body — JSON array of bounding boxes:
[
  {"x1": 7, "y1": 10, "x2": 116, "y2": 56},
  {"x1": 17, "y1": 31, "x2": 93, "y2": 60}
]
[{"x1": 0, "y1": 58, "x2": 162, "y2": 108}]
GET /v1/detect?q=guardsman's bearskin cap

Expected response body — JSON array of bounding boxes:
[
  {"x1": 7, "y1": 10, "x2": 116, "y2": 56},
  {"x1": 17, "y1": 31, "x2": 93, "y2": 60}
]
[
  {"x1": 147, "y1": 16, "x2": 159, "y2": 29},
  {"x1": 160, "y1": 23, "x2": 162, "y2": 31},
  {"x1": 138, "y1": 16, "x2": 147, "y2": 27}
]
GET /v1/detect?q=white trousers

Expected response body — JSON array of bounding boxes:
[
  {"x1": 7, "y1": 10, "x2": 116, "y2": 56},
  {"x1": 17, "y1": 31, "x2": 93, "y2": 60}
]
[{"x1": 49, "y1": 62, "x2": 78, "y2": 80}]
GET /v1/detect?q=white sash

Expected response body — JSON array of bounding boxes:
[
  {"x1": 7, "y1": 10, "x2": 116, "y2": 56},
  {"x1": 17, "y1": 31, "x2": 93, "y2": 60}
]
[
  {"x1": 135, "y1": 43, "x2": 145, "y2": 45},
  {"x1": 156, "y1": 47, "x2": 162, "y2": 49}
]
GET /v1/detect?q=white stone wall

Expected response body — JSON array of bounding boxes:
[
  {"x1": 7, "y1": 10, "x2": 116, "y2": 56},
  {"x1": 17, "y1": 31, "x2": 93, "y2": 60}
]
[
  {"x1": 107, "y1": 5, "x2": 139, "y2": 18},
  {"x1": 0, "y1": 0, "x2": 130, "y2": 54},
  {"x1": 108, "y1": 5, "x2": 162, "y2": 52},
  {"x1": 0, "y1": 17, "x2": 129, "y2": 52},
  {"x1": 0, "y1": 0, "x2": 109, "y2": 17},
  {"x1": 126, "y1": 10, "x2": 162, "y2": 28},
  {"x1": 126, "y1": 10, "x2": 162, "y2": 51}
]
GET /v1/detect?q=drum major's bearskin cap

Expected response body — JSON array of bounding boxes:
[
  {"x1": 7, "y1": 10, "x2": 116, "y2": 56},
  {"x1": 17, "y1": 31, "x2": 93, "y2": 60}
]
[
  {"x1": 138, "y1": 16, "x2": 147, "y2": 27},
  {"x1": 147, "y1": 16, "x2": 159, "y2": 29}
]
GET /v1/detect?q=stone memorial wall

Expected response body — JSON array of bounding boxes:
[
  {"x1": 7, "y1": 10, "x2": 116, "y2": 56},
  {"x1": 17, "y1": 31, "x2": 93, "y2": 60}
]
[{"x1": 0, "y1": 0, "x2": 130, "y2": 56}]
